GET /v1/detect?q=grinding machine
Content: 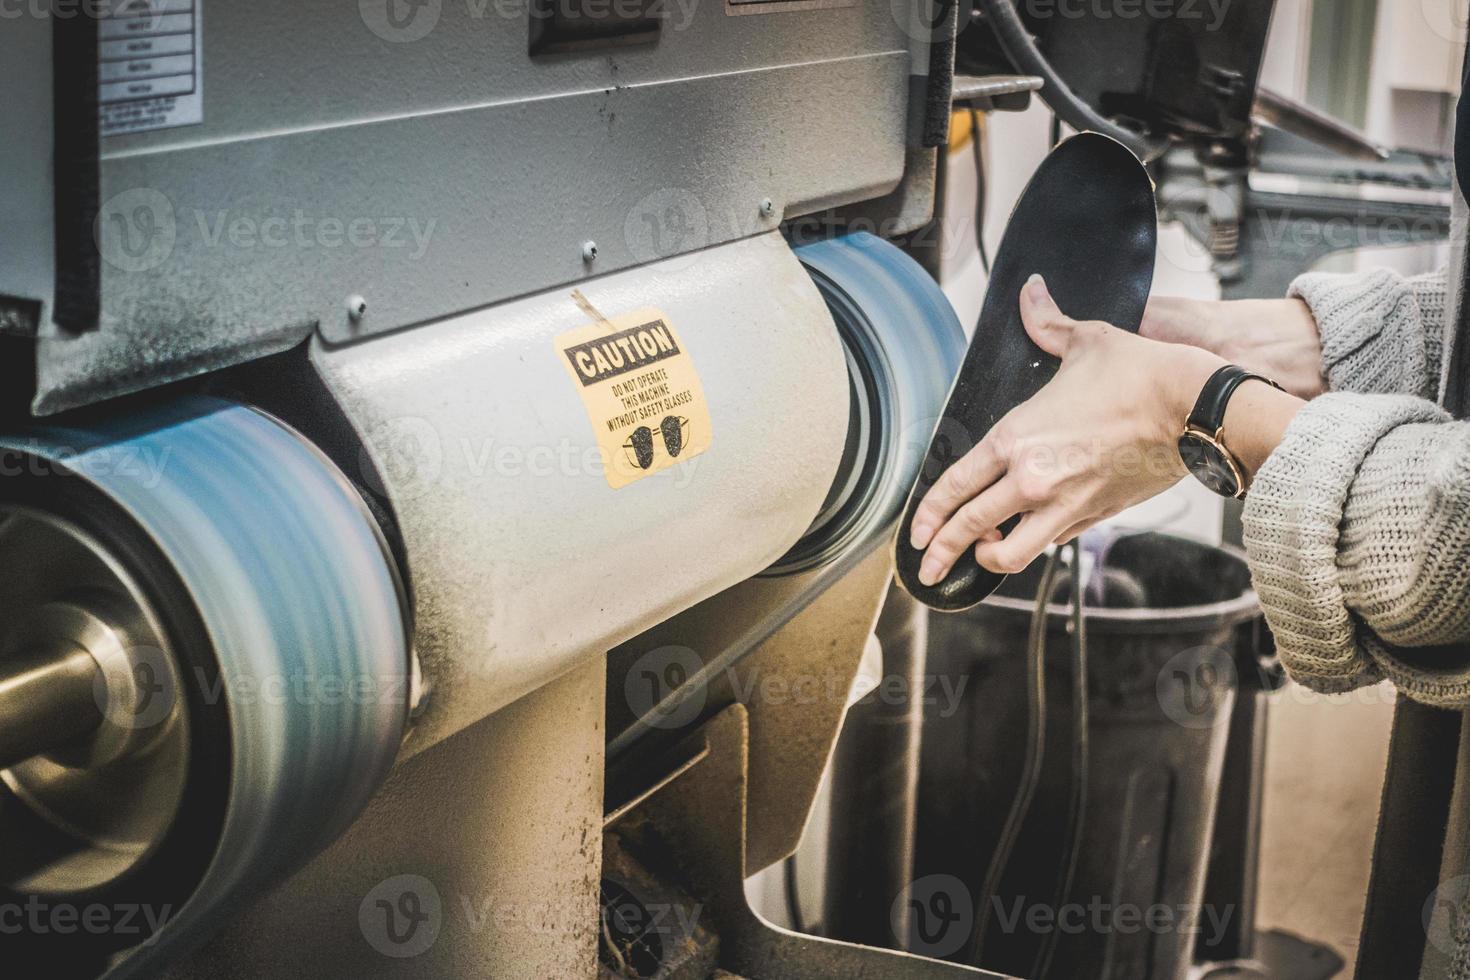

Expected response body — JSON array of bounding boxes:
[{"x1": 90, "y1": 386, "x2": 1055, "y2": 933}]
[
  {"x1": 0, "y1": 1, "x2": 980, "y2": 975},
  {"x1": 0, "y1": 0, "x2": 1372, "y2": 976}
]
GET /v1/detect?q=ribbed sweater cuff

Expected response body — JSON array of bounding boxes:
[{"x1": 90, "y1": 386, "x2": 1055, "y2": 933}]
[
  {"x1": 1290, "y1": 269, "x2": 1430, "y2": 397},
  {"x1": 1242, "y1": 393, "x2": 1446, "y2": 694}
]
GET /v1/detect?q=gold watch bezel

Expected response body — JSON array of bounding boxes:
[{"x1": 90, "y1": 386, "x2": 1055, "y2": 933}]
[{"x1": 1180, "y1": 424, "x2": 1249, "y2": 499}]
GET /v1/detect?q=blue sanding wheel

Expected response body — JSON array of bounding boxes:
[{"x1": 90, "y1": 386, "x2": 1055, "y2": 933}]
[
  {"x1": 0, "y1": 399, "x2": 409, "y2": 973},
  {"x1": 782, "y1": 232, "x2": 967, "y2": 575}
]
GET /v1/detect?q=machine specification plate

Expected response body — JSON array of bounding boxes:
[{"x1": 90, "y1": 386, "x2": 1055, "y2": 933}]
[
  {"x1": 99, "y1": 0, "x2": 204, "y2": 137},
  {"x1": 556, "y1": 308, "x2": 713, "y2": 490}
]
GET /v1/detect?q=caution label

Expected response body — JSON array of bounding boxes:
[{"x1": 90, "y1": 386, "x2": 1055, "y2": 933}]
[{"x1": 556, "y1": 308, "x2": 713, "y2": 489}]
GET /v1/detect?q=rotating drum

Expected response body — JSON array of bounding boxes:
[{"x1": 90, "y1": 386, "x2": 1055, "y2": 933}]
[{"x1": 0, "y1": 400, "x2": 409, "y2": 974}]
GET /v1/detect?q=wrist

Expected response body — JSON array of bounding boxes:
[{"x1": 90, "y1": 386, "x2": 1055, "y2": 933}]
[
  {"x1": 1222, "y1": 378, "x2": 1305, "y2": 480},
  {"x1": 1156, "y1": 345, "x2": 1227, "y2": 444}
]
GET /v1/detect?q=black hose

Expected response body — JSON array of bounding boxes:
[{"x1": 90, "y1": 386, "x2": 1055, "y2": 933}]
[
  {"x1": 968, "y1": 546, "x2": 1064, "y2": 967},
  {"x1": 978, "y1": 0, "x2": 1171, "y2": 162}
]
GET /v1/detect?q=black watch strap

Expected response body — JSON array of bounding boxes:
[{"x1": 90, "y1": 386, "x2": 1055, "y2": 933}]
[{"x1": 1186, "y1": 365, "x2": 1282, "y2": 433}]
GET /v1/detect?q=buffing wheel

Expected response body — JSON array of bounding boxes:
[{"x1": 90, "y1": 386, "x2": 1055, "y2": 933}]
[{"x1": 0, "y1": 399, "x2": 410, "y2": 975}]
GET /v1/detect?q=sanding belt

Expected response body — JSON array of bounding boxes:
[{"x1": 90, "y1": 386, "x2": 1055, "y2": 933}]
[{"x1": 1354, "y1": 45, "x2": 1470, "y2": 980}]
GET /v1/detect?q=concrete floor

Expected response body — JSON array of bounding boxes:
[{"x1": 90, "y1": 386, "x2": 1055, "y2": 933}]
[{"x1": 1256, "y1": 682, "x2": 1397, "y2": 976}]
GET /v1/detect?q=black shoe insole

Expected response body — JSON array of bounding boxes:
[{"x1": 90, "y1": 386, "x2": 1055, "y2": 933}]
[{"x1": 894, "y1": 132, "x2": 1158, "y2": 610}]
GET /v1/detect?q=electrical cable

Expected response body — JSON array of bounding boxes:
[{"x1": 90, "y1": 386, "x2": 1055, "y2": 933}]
[
  {"x1": 1033, "y1": 542, "x2": 1090, "y2": 977},
  {"x1": 969, "y1": 106, "x2": 992, "y2": 276},
  {"x1": 978, "y1": 0, "x2": 1170, "y2": 162},
  {"x1": 968, "y1": 545, "x2": 1063, "y2": 968}
]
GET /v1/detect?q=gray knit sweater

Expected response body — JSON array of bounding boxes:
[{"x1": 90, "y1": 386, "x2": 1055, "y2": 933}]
[{"x1": 1241, "y1": 265, "x2": 1470, "y2": 706}]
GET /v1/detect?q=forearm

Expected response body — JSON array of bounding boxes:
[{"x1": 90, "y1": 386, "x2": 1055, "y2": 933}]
[
  {"x1": 1222, "y1": 379, "x2": 1305, "y2": 480},
  {"x1": 1144, "y1": 267, "x2": 1450, "y2": 402},
  {"x1": 1144, "y1": 296, "x2": 1325, "y2": 399}
]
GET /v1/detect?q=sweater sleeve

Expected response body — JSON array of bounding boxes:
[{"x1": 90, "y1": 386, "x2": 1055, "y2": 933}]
[
  {"x1": 1289, "y1": 267, "x2": 1448, "y2": 399},
  {"x1": 1242, "y1": 392, "x2": 1470, "y2": 707}
]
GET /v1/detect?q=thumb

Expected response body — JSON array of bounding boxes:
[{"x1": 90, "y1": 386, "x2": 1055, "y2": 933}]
[{"x1": 1020, "y1": 274, "x2": 1073, "y2": 358}]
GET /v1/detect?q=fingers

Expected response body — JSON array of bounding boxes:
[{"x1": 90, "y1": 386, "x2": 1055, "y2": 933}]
[
  {"x1": 916, "y1": 481, "x2": 1026, "y2": 586},
  {"x1": 909, "y1": 273, "x2": 1077, "y2": 555},
  {"x1": 1019, "y1": 274, "x2": 1074, "y2": 358},
  {"x1": 910, "y1": 437, "x2": 1008, "y2": 551},
  {"x1": 975, "y1": 509, "x2": 1075, "y2": 575}
]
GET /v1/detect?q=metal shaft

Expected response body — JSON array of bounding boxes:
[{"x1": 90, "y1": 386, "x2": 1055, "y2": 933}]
[{"x1": 0, "y1": 644, "x2": 104, "y2": 772}]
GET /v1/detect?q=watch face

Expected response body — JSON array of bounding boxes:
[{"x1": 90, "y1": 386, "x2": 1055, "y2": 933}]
[{"x1": 1178, "y1": 432, "x2": 1243, "y2": 497}]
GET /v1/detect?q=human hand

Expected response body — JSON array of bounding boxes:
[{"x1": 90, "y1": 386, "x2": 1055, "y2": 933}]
[
  {"x1": 908, "y1": 275, "x2": 1224, "y2": 584},
  {"x1": 1141, "y1": 295, "x2": 1326, "y2": 399}
]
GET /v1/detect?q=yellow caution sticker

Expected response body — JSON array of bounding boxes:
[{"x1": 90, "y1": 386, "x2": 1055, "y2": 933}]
[{"x1": 556, "y1": 308, "x2": 713, "y2": 489}]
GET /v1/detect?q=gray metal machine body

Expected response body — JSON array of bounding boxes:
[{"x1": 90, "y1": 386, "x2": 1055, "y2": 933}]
[
  {"x1": 0, "y1": 3, "x2": 963, "y2": 976},
  {"x1": 3, "y1": 0, "x2": 938, "y2": 414}
]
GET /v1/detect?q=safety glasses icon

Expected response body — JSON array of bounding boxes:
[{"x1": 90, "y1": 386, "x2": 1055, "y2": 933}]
[{"x1": 622, "y1": 416, "x2": 691, "y2": 470}]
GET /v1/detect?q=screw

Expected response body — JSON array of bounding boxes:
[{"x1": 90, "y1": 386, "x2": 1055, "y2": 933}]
[
  {"x1": 346, "y1": 295, "x2": 368, "y2": 321},
  {"x1": 581, "y1": 240, "x2": 599, "y2": 263},
  {"x1": 759, "y1": 198, "x2": 775, "y2": 218}
]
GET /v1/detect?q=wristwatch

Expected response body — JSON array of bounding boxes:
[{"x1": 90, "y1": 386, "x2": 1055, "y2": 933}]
[{"x1": 1178, "y1": 365, "x2": 1283, "y2": 499}]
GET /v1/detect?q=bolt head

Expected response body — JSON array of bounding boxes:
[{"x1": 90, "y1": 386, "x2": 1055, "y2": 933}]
[
  {"x1": 346, "y1": 295, "x2": 368, "y2": 321},
  {"x1": 581, "y1": 241, "x2": 599, "y2": 263},
  {"x1": 759, "y1": 199, "x2": 776, "y2": 218}
]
